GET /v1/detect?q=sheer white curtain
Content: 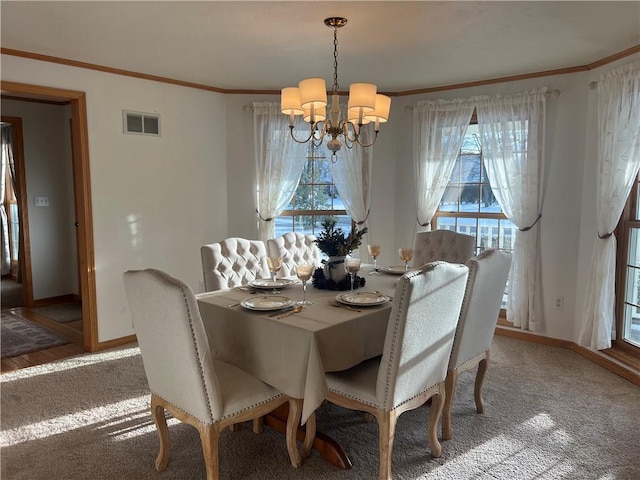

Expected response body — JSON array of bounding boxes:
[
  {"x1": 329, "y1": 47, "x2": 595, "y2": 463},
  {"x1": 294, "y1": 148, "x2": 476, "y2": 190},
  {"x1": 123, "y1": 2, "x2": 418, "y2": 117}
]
[
  {"x1": 413, "y1": 99, "x2": 475, "y2": 231},
  {"x1": 330, "y1": 126, "x2": 373, "y2": 258},
  {"x1": 253, "y1": 102, "x2": 307, "y2": 241},
  {"x1": 1, "y1": 126, "x2": 12, "y2": 276},
  {"x1": 579, "y1": 61, "x2": 640, "y2": 350},
  {"x1": 476, "y1": 88, "x2": 548, "y2": 331}
]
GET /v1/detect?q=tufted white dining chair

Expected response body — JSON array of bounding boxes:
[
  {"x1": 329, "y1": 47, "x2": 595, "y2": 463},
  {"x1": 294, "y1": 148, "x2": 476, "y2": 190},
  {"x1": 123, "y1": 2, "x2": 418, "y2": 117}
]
[
  {"x1": 442, "y1": 248, "x2": 512, "y2": 440},
  {"x1": 266, "y1": 232, "x2": 322, "y2": 277},
  {"x1": 123, "y1": 268, "x2": 305, "y2": 480},
  {"x1": 201, "y1": 238, "x2": 271, "y2": 291},
  {"x1": 411, "y1": 230, "x2": 476, "y2": 267},
  {"x1": 323, "y1": 262, "x2": 469, "y2": 480}
]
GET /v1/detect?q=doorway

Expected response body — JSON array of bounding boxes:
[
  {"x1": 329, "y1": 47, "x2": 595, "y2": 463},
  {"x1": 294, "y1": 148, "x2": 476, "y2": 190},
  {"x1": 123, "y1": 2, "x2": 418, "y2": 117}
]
[{"x1": 0, "y1": 81, "x2": 98, "y2": 354}]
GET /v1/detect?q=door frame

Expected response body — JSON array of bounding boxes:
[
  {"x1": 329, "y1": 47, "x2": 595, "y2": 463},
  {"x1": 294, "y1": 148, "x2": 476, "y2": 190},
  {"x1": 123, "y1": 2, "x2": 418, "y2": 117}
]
[{"x1": 1, "y1": 80, "x2": 98, "y2": 352}]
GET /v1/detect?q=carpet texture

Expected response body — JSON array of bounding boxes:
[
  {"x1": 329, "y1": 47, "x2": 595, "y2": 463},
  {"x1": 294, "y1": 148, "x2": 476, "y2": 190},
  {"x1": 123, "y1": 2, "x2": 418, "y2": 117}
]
[
  {"x1": 0, "y1": 312, "x2": 69, "y2": 358},
  {"x1": 32, "y1": 303, "x2": 83, "y2": 324},
  {"x1": 1, "y1": 336, "x2": 639, "y2": 480}
]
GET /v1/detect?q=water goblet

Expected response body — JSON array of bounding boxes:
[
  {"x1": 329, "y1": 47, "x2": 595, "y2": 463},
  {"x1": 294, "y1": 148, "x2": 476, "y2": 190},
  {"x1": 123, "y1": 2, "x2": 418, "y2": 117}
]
[
  {"x1": 367, "y1": 244, "x2": 381, "y2": 275},
  {"x1": 344, "y1": 258, "x2": 362, "y2": 293},
  {"x1": 266, "y1": 257, "x2": 283, "y2": 294},
  {"x1": 399, "y1": 248, "x2": 413, "y2": 273},
  {"x1": 295, "y1": 264, "x2": 314, "y2": 306}
]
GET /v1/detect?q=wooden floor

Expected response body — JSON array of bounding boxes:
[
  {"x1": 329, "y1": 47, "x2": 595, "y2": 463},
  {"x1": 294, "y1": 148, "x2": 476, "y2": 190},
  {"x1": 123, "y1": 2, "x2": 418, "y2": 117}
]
[{"x1": 1, "y1": 307, "x2": 85, "y2": 373}]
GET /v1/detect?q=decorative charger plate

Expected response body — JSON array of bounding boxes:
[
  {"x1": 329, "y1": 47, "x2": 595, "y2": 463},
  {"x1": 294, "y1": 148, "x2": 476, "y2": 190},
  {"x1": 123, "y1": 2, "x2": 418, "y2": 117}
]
[
  {"x1": 335, "y1": 291, "x2": 391, "y2": 307},
  {"x1": 380, "y1": 265, "x2": 418, "y2": 275},
  {"x1": 250, "y1": 278, "x2": 296, "y2": 290},
  {"x1": 241, "y1": 295, "x2": 295, "y2": 311}
]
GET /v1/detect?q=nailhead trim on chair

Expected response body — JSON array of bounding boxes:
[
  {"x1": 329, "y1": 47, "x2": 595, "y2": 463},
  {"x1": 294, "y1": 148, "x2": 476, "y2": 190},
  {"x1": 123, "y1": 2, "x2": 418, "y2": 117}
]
[{"x1": 148, "y1": 269, "x2": 214, "y2": 422}]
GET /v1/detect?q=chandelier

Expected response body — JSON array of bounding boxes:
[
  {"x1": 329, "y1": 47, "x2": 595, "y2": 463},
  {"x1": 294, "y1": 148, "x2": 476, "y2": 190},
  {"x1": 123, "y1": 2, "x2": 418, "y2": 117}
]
[{"x1": 281, "y1": 17, "x2": 391, "y2": 161}]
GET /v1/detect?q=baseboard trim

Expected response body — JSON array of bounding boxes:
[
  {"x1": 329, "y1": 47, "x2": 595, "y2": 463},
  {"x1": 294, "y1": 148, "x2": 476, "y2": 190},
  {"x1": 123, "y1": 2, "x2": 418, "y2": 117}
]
[
  {"x1": 95, "y1": 334, "x2": 137, "y2": 351},
  {"x1": 495, "y1": 326, "x2": 640, "y2": 386},
  {"x1": 32, "y1": 294, "x2": 78, "y2": 306}
]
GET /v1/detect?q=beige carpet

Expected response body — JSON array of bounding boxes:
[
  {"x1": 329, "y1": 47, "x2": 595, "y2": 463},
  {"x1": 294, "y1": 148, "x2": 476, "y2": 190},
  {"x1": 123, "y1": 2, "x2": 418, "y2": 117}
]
[{"x1": 1, "y1": 336, "x2": 639, "y2": 479}]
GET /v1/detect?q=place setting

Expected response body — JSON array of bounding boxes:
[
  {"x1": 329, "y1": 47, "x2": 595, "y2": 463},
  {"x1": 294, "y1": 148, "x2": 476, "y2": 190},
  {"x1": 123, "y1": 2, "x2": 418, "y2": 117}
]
[{"x1": 380, "y1": 247, "x2": 419, "y2": 275}]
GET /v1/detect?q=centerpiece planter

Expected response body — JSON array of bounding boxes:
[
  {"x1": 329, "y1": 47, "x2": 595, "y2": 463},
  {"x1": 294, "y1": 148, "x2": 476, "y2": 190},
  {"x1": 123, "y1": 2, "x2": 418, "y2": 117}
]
[
  {"x1": 313, "y1": 218, "x2": 367, "y2": 290},
  {"x1": 324, "y1": 256, "x2": 347, "y2": 283}
]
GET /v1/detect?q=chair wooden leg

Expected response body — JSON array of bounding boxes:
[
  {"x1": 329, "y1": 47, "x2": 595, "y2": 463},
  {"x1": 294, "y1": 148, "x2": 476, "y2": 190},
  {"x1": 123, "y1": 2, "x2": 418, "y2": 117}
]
[
  {"x1": 442, "y1": 370, "x2": 458, "y2": 441},
  {"x1": 198, "y1": 424, "x2": 221, "y2": 480},
  {"x1": 475, "y1": 354, "x2": 489, "y2": 414},
  {"x1": 253, "y1": 416, "x2": 264, "y2": 434},
  {"x1": 428, "y1": 387, "x2": 445, "y2": 458},
  {"x1": 151, "y1": 395, "x2": 170, "y2": 471},
  {"x1": 301, "y1": 411, "x2": 316, "y2": 458},
  {"x1": 378, "y1": 410, "x2": 399, "y2": 480},
  {"x1": 286, "y1": 399, "x2": 303, "y2": 468}
]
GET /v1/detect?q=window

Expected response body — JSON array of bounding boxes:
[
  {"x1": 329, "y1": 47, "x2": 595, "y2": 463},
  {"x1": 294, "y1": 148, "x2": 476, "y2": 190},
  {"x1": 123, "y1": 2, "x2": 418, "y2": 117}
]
[
  {"x1": 432, "y1": 123, "x2": 516, "y2": 312},
  {"x1": 614, "y1": 176, "x2": 640, "y2": 358},
  {"x1": 275, "y1": 145, "x2": 351, "y2": 239}
]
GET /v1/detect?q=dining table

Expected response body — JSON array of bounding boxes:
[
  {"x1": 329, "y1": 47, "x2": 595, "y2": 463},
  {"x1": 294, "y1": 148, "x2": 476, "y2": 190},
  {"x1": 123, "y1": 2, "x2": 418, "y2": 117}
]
[{"x1": 196, "y1": 265, "x2": 405, "y2": 468}]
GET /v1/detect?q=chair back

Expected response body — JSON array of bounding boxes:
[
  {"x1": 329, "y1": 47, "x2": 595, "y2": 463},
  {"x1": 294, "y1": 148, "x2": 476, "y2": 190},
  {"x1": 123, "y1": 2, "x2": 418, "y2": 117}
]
[
  {"x1": 376, "y1": 262, "x2": 469, "y2": 410},
  {"x1": 267, "y1": 232, "x2": 321, "y2": 277},
  {"x1": 412, "y1": 230, "x2": 476, "y2": 267},
  {"x1": 448, "y1": 249, "x2": 512, "y2": 370},
  {"x1": 201, "y1": 238, "x2": 270, "y2": 291},
  {"x1": 123, "y1": 269, "x2": 222, "y2": 423}
]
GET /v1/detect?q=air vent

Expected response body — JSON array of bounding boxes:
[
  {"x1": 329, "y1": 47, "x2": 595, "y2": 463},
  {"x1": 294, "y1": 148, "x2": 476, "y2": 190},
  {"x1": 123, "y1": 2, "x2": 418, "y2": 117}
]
[{"x1": 123, "y1": 110, "x2": 160, "y2": 136}]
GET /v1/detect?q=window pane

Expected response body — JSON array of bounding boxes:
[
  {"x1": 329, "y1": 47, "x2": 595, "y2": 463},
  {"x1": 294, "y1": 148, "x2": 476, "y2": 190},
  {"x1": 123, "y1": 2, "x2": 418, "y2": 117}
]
[
  {"x1": 623, "y1": 227, "x2": 640, "y2": 347},
  {"x1": 440, "y1": 186, "x2": 461, "y2": 211},
  {"x1": 312, "y1": 185, "x2": 332, "y2": 210},
  {"x1": 274, "y1": 216, "x2": 293, "y2": 237}
]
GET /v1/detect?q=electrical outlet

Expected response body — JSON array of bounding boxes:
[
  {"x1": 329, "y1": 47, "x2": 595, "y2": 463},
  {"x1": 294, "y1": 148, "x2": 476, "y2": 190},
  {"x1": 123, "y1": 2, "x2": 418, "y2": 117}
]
[{"x1": 553, "y1": 296, "x2": 564, "y2": 310}]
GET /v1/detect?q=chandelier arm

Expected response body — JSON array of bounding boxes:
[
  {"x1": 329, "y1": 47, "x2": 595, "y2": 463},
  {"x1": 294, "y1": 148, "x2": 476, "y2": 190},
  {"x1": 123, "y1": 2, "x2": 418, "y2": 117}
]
[
  {"x1": 289, "y1": 125, "x2": 318, "y2": 145},
  {"x1": 342, "y1": 121, "x2": 359, "y2": 143},
  {"x1": 354, "y1": 131, "x2": 380, "y2": 148}
]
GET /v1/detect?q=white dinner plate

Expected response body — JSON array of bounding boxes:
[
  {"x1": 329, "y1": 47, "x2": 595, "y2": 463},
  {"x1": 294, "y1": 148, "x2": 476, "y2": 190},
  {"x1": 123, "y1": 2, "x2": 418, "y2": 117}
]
[
  {"x1": 241, "y1": 295, "x2": 295, "y2": 311},
  {"x1": 380, "y1": 265, "x2": 418, "y2": 275},
  {"x1": 250, "y1": 278, "x2": 296, "y2": 290},
  {"x1": 335, "y1": 291, "x2": 391, "y2": 307}
]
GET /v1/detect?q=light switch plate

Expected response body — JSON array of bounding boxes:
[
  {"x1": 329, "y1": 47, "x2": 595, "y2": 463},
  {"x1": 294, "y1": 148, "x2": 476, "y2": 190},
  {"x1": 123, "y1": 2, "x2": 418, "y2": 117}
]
[{"x1": 34, "y1": 196, "x2": 49, "y2": 207}]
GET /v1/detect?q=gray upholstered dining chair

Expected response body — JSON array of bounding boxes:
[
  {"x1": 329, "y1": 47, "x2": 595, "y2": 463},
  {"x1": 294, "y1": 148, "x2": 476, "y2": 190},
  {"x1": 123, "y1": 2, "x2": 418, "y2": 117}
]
[
  {"x1": 442, "y1": 248, "x2": 512, "y2": 441},
  {"x1": 267, "y1": 232, "x2": 322, "y2": 277},
  {"x1": 123, "y1": 268, "x2": 305, "y2": 480},
  {"x1": 322, "y1": 262, "x2": 469, "y2": 480},
  {"x1": 411, "y1": 230, "x2": 476, "y2": 267},
  {"x1": 201, "y1": 238, "x2": 271, "y2": 291}
]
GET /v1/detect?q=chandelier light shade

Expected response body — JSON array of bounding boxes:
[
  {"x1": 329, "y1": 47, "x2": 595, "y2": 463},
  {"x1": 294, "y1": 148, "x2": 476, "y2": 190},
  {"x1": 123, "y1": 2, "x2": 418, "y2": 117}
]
[{"x1": 280, "y1": 17, "x2": 391, "y2": 161}]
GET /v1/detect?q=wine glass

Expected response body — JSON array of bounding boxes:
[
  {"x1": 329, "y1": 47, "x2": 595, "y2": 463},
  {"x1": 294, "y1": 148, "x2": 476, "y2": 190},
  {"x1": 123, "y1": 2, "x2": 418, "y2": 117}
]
[
  {"x1": 266, "y1": 257, "x2": 283, "y2": 294},
  {"x1": 344, "y1": 258, "x2": 362, "y2": 293},
  {"x1": 398, "y1": 248, "x2": 413, "y2": 273},
  {"x1": 295, "y1": 264, "x2": 314, "y2": 305},
  {"x1": 367, "y1": 244, "x2": 381, "y2": 275}
]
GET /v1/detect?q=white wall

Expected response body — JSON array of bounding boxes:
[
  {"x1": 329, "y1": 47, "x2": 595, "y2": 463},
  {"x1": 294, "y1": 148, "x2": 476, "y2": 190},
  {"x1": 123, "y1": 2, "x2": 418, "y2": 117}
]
[
  {"x1": 2, "y1": 55, "x2": 229, "y2": 342},
  {"x1": 1, "y1": 99, "x2": 77, "y2": 300}
]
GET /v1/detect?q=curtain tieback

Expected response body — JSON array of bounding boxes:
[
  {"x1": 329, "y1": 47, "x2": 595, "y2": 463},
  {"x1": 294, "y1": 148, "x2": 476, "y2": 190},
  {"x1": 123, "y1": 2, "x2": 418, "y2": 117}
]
[
  {"x1": 255, "y1": 209, "x2": 273, "y2": 222},
  {"x1": 417, "y1": 217, "x2": 431, "y2": 228},
  {"x1": 355, "y1": 209, "x2": 370, "y2": 226},
  {"x1": 598, "y1": 231, "x2": 613, "y2": 239},
  {"x1": 519, "y1": 214, "x2": 542, "y2": 232}
]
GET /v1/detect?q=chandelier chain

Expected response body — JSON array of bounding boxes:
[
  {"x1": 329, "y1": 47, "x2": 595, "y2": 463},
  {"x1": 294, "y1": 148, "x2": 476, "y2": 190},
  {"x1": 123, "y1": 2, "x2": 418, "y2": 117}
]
[{"x1": 332, "y1": 26, "x2": 339, "y2": 93}]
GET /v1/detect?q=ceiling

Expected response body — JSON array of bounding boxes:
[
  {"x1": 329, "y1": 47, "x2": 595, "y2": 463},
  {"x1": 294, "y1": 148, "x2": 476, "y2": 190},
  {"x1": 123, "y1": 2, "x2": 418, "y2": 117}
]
[{"x1": 1, "y1": 1, "x2": 639, "y2": 94}]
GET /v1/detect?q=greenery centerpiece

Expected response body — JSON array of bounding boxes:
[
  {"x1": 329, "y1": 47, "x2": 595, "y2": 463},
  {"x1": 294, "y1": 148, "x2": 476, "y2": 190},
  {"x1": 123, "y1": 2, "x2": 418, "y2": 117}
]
[{"x1": 313, "y1": 218, "x2": 368, "y2": 290}]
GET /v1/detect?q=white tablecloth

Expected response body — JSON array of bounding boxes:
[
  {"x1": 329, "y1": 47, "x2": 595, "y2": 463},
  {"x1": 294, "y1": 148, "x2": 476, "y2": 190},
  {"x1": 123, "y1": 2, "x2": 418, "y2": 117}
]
[{"x1": 196, "y1": 270, "x2": 398, "y2": 423}]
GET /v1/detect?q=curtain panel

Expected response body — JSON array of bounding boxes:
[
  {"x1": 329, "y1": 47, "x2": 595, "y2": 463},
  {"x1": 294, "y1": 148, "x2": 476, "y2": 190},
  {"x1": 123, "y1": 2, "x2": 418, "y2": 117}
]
[
  {"x1": 329, "y1": 125, "x2": 374, "y2": 259},
  {"x1": 579, "y1": 61, "x2": 640, "y2": 350},
  {"x1": 412, "y1": 99, "x2": 476, "y2": 232},
  {"x1": 1, "y1": 125, "x2": 12, "y2": 275},
  {"x1": 476, "y1": 88, "x2": 548, "y2": 332},
  {"x1": 253, "y1": 102, "x2": 307, "y2": 241}
]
